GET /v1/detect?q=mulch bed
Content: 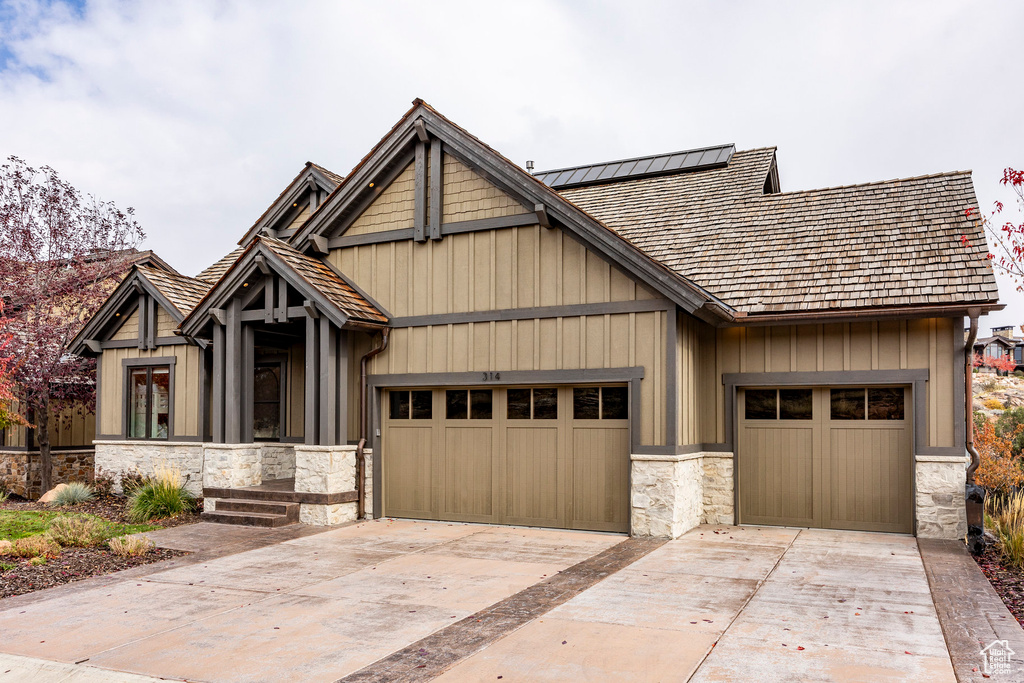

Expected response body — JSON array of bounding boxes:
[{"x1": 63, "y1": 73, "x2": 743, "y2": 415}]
[
  {"x1": 0, "y1": 493, "x2": 200, "y2": 600},
  {"x1": 0, "y1": 546, "x2": 187, "y2": 599},
  {"x1": 975, "y1": 544, "x2": 1024, "y2": 626}
]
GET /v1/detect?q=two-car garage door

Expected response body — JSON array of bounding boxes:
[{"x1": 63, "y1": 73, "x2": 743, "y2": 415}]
[
  {"x1": 737, "y1": 386, "x2": 912, "y2": 533},
  {"x1": 382, "y1": 385, "x2": 630, "y2": 533}
]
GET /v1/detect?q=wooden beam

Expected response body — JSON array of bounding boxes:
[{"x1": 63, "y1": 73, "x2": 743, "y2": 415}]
[
  {"x1": 137, "y1": 295, "x2": 147, "y2": 350},
  {"x1": 146, "y1": 295, "x2": 156, "y2": 350},
  {"x1": 210, "y1": 308, "x2": 226, "y2": 326},
  {"x1": 303, "y1": 299, "x2": 318, "y2": 319},
  {"x1": 212, "y1": 323, "x2": 225, "y2": 442},
  {"x1": 414, "y1": 141, "x2": 427, "y2": 242},
  {"x1": 264, "y1": 276, "x2": 274, "y2": 324},
  {"x1": 254, "y1": 253, "x2": 271, "y2": 275},
  {"x1": 276, "y1": 275, "x2": 288, "y2": 323},
  {"x1": 304, "y1": 314, "x2": 319, "y2": 445},
  {"x1": 242, "y1": 325, "x2": 255, "y2": 443},
  {"x1": 429, "y1": 141, "x2": 443, "y2": 241},
  {"x1": 337, "y1": 331, "x2": 349, "y2": 443},
  {"x1": 534, "y1": 203, "x2": 552, "y2": 228},
  {"x1": 224, "y1": 299, "x2": 242, "y2": 443},
  {"x1": 319, "y1": 319, "x2": 337, "y2": 445},
  {"x1": 84, "y1": 339, "x2": 102, "y2": 354},
  {"x1": 413, "y1": 119, "x2": 429, "y2": 143},
  {"x1": 310, "y1": 234, "x2": 330, "y2": 255}
]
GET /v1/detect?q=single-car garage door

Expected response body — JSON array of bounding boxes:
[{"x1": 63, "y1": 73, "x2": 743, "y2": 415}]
[
  {"x1": 382, "y1": 385, "x2": 630, "y2": 533},
  {"x1": 737, "y1": 386, "x2": 912, "y2": 533}
]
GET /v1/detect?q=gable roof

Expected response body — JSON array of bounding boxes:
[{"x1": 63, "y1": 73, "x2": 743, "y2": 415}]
[
  {"x1": 560, "y1": 151, "x2": 1000, "y2": 319},
  {"x1": 290, "y1": 99, "x2": 731, "y2": 324},
  {"x1": 195, "y1": 247, "x2": 245, "y2": 283},
  {"x1": 135, "y1": 265, "x2": 210, "y2": 316},
  {"x1": 975, "y1": 335, "x2": 1017, "y2": 348},
  {"x1": 179, "y1": 236, "x2": 387, "y2": 336},
  {"x1": 236, "y1": 162, "x2": 345, "y2": 248}
]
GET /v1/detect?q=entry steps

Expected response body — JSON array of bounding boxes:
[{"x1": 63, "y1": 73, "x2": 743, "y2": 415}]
[{"x1": 201, "y1": 498, "x2": 299, "y2": 527}]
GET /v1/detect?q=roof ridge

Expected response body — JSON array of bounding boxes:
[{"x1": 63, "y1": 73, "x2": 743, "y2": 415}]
[
  {"x1": 535, "y1": 142, "x2": 736, "y2": 176},
  {"x1": 768, "y1": 170, "x2": 973, "y2": 197}
]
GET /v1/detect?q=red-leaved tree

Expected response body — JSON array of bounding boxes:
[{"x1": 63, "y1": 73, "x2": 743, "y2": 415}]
[
  {"x1": 0, "y1": 156, "x2": 144, "y2": 492},
  {"x1": 0, "y1": 302, "x2": 28, "y2": 432},
  {"x1": 965, "y1": 167, "x2": 1024, "y2": 289},
  {"x1": 987, "y1": 354, "x2": 1019, "y2": 375}
]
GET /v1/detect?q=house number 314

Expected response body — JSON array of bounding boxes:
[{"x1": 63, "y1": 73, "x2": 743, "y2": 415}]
[{"x1": 481, "y1": 372, "x2": 501, "y2": 381}]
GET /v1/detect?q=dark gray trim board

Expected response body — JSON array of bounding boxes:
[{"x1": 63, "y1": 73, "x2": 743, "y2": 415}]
[
  {"x1": 632, "y1": 443, "x2": 735, "y2": 456},
  {"x1": 326, "y1": 213, "x2": 541, "y2": 250},
  {"x1": 722, "y1": 369, "x2": 930, "y2": 386},
  {"x1": 391, "y1": 299, "x2": 673, "y2": 328},
  {"x1": 121, "y1": 356, "x2": 177, "y2": 440}
]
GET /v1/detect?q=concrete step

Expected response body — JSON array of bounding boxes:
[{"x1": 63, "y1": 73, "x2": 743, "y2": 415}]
[
  {"x1": 200, "y1": 509, "x2": 298, "y2": 528},
  {"x1": 215, "y1": 498, "x2": 298, "y2": 517}
]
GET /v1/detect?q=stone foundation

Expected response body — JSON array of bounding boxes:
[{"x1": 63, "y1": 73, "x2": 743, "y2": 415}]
[
  {"x1": 630, "y1": 451, "x2": 736, "y2": 538},
  {"x1": 260, "y1": 444, "x2": 296, "y2": 481},
  {"x1": 202, "y1": 444, "x2": 262, "y2": 490},
  {"x1": 0, "y1": 449, "x2": 96, "y2": 499},
  {"x1": 915, "y1": 455, "x2": 968, "y2": 540},
  {"x1": 94, "y1": 441, "x2": 204, "y2": 496},
  {"x1": 702, "y1": 454, "x2": 735, "y2": 525},
  {"x1": 295, "y1": 445, "x2": 358, "y2": 525}
]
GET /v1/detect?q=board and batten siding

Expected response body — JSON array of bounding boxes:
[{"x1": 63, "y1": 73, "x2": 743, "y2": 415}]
[
  {"x1": 98, "y1": 345, "x2": 203, "y2": 438},
  {"x1": 712, "y1": 318, "x2": 959, "y2": 449},
  {"x1": 2, "y1": 401, "x2": 95, "y2": 449}
]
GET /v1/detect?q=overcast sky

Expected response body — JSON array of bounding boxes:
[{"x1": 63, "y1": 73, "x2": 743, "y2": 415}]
[{"x1": 1, "y1": 0, "x2": 1022, "y2": 331}]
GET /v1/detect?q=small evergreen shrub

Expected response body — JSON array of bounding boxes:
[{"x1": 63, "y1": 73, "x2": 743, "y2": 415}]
[
  {"x1": 51, "y1": 482, "x2": 95, "y2": 506},
  {"x1": 48, "y1": 515, "x2": 108, "y2": 547},
  {"x1": 108, "y1": 535, "x2": 152, "y2": 557},
  {"x1": 11, "y1": 535, "x2": 60, "y2": 558},
  {"x1": 127, "y1": 465, "x2": 195, "y2": 522}
]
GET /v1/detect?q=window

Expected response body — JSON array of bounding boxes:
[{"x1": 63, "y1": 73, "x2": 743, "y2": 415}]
[
  {"x1": 830, "y1": 388, "x2": 905, "y2": 420},
  {"x1": 128, "y1": 365, "x2": 170, "y2": 439},
  {"x1": 507, "y1": 388, "x2": 559, "y2": 420},
  {"x1": 389, "y1": 390, "x2": 432, "y2": 420},
  {"x1": 573, "y1": 386, "x2": 628, "y2": 420},
  {"x1": 744, "y1": 389, "x2": 813, "y2": 420},
  {"x1": 445, "y1": 390, "x2": 492, "y2": 420},
  {"x1": 253, "y1": 363, "x2": 282, "y2": 440}
]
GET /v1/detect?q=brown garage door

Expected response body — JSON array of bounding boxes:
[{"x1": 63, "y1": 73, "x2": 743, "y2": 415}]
[
  {"x1": 737, "y1": 386, "x2": 912, "y2": 533},
  {"x1": 382, "y1": 385, "x2": 629, "y2": 533}
]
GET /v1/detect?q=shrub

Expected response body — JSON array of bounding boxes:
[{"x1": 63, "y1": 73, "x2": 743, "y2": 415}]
[
  {"x1": 0, "y1": 561, "x2": 14, "y2": 572},
  {"x1": 119, "y1": 470, "x2": 149, "y2": 497},
  {"x1": 92, "y1": 468, "x2": 115, "y2": 497},
  {"x1": 108, "y1": 534, "x2": 153, "y2": 557},
  {"x1": 976, "y1": 420, "x2": 1024, "y2": 495},
  {"x1": 978, "y1": 377, "x2": 998, "y2": 392},
  {"x1": 47, "y1": 515, "x2": 109, "y2": 547},
  {"x1": 28, "y1": 556, "x2": 47, "y2": 566},
  {"x1": 11, "y1": 535, "x2": 60, "y2": 558},
  {"x1": 0, "y1": 489, "x2": 8, "y2": 504},
  {"x1": 1015, "y1": 370, "x2": 1024, "y2": 378},
  {"x1": 996, "y1": 407, "x2": 1024, "y2": 457},
  {"x1": 984, "y1": 398, "x2": 1006, "y2": 411},
  {"x1": 0, "y1": 539, "x2": 12, "y2": 555},
  {"x1": 988, "y1": 491, "x2": 1024, "y2": 569},
  {"x1": 50, "y1": 482, "x2": 95, "y2": 507},
  {"x1": 127, "y1": 464, "x2": 195, "y2": 522},
  {"x1": 976, "y1": 410, "x2": 991, "y2": 434}
]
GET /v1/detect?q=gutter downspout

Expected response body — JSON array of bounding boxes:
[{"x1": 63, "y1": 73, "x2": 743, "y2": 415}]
[
  {"x1": 356, "y1": 328, "x2": 389, "y2": 520},
  {"x1": 964, "y1": 308, "x2": 985, "y2": 553}
]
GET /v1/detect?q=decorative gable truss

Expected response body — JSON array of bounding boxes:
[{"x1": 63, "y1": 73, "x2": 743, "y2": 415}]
[
  {"x1": 237, "y1": 163, "x2": 344, "y2": 247},
  {"x1": 290, "y1": 101, "x2": 735, "y2": 325},
  {"x1": 70, "y1": 266, "x2": 206, "y2": 355}
]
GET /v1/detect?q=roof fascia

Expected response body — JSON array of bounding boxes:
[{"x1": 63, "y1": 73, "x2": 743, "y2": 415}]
[
  {"x1": 727, "y1": 302, "x2": 1004, "y2": 328},
  {"x1": 258, "y1": 247, "x2": 351, "y2": 329},
  {"x1": 69, "y1": 270, "x2": 144, "y2": 354},
  {"x1": 238, "y1": 166, "x2": 338, "y2": 247},
  {"x1": 136, "y1": 273, "x2": 188, "y2": 323}
]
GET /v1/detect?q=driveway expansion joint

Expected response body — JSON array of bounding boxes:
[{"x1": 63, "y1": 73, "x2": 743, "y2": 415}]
[{"x1": 337, "y1": 536, "x2": 664, "y2": 682}]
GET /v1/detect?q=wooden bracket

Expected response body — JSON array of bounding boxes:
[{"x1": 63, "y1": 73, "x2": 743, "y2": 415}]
[
  {"x1": 534, "y1": 203, "x2": 552, "y2": 228},
  {"x1": 84, "y1": 339, "x2": 102, "y2": 354},
  {"x1": 303, "y1": 299, "x2": 319, "y2": 319},
  {"x1": 255, "y1": 254, "x2": 271, "y2": 275},
  {"x1": 210, "y1": 308, "x2": 226, "y2": 326},
  {"x1": 310, "y1": 234, "x2": 330, "y2": 255},
  {"x1": 259, "y1": 227, "x2": 277, "y2": 239},
  {"x1": 413, "y1": 119, "x2": 429, "y2": 143}
]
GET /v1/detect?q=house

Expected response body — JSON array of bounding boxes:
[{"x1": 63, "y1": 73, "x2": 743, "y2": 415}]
[
  {"x1": 69, "y1": 100, "x2": 1000, "y2": 539},
  {"x1": 0, "y1": 250, "x2": 179, "y2": 498},
  {"x1": 972, "y1": 326, "x2": 1023, "y2": 372}
]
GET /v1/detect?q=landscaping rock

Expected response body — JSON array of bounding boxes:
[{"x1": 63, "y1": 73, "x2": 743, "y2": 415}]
[{"x1": 38, "y1": 483, "x2": 68, "y2": 504}]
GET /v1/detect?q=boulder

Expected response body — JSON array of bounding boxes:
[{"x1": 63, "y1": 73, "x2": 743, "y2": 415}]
[{"x1": 38, "y1": 483, "x2": 68, "y2": 503}]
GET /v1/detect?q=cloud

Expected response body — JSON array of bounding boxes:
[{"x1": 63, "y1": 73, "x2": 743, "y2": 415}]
[{"x1": 0, "y1": 0, "x2": 1021, "y2": 328}]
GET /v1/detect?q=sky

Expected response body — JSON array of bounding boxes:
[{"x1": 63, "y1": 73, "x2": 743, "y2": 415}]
[{"x1": 0, "y1": 0, "x2": 1021, "y2": 331}]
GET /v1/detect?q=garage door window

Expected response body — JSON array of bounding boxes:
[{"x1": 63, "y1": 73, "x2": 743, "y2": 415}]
[
  {"x1": 744, "y1": 388, "x2": 812, "y2": 420},
  {"x1": 830, "y1": 388, "x2": 905, "y2": 420},
  {"x1": 573, "y1": 387, "x2": 629, "y2": 420},
  {"x1": 507, "y1": 388, "x2": 558, "y2": 420},
  {"x1": 445, "y1": 389, "x2": 492, "y2": 419},
  {"x1": 389, "y1": 390, "x2": 432, "y2": 420}
]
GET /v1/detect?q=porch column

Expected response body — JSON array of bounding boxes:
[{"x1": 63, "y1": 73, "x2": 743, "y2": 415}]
[
  {"x1": 241, "y1": 324, "x2": 255, "y2": 443},
  {"x1": 319, "y1": 319, "x2": 337, "y2": 445},
  {"x1": 337, "y1": 331, "x2": 349, "y2": 444},
  {"x1": 212, "y1": 323, "x2": 225, "y2": 443},
  {"x1": 225, "y1": 298, "x2": 242, "y2": 443},
  {"x1": 304, "y1": 311, "x2": 320, "y2": 445}
]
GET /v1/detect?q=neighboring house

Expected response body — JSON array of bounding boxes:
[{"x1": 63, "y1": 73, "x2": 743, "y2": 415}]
[
  {"x1": 972, "y1": 326, "x2": 1024, "y2": 372},
  {"x1": 0, "y1": 250, "x2": 178, "y2": 497},
  {"x1": 70, "y1": 100, "x2": 1000, "y2": 539}
]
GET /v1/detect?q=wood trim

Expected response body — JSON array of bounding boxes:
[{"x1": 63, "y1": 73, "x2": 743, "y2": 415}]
[
  {"x1": 212, "y1": 324, "x2": 225, "y2": 442},
  {"x1": 665, "y1": 308, "x2": 678, "y2": 446},
  {"x1": 632, "y1": 443, "x2": 734, "y2": 456},
  {"x1": 429, "y1": 140, "x2": 443, "y2": 241},
  {"x1": 414, "y1": 141, "x2": 427, "y2": 242},
  {"x1": 120, "y1": 356, "x2": 177, "y2": 441},
  {"x1": 101, "y1": 339, "x2": 140, "y2": 349},
  {"x1": 154, "y1": 336, "x2": 188, "y2": 346},
  {"x1": 329, "y1": 228, "x2": 415, "y2": 249},
  {"x1": 440, "y1": 213, "x2": 538, "y2": 236},
  {"x1": 390, "y1": 299, "x2": 673, "y2": 328}
]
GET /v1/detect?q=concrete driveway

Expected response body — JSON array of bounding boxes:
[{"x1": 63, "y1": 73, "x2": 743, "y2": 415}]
[{"x1": 0, "y1": 521, "x2": 968, "y2": 682}]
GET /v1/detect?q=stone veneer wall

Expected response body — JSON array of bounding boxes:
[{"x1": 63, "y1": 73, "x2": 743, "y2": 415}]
[
  {"x1": 260, "y1": 444, "x2": 296, "y2": 481},
  {"x1": 203, "y1": 444, "x2": 262, "y2": 490},
  {"x1": 915, "y1": 455, "x2": 968, "y2": 539},
  {"x1": 295, "y1": 445, "x2": 357, "y2": 525},
  {"x1": 95, "y1": 441, "x2": 204, "y2": 496},
  {"x1": 0, "y1": 449, "x2": 95, "y2": 499},
  {"x1": 702, "y1": 454, "x2": 735, "y2": 525}
]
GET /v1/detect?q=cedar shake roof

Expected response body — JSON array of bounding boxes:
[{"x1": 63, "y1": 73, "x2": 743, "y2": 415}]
[
  {"x1": 195, "y1": 248, "x2": 244, "y2": 283},
  {"x1": 136, "y1": 265, "x2": 210, "y2": 316},
  {"x1": 260, "y1": 237, "x2": 388, "y2": 325},
  {"x1": 559, "y1": 149, "x2": 999, "y2": 315},
  {"x1": 310, "y1": 162, "x2": 345, "y2": 185}
]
